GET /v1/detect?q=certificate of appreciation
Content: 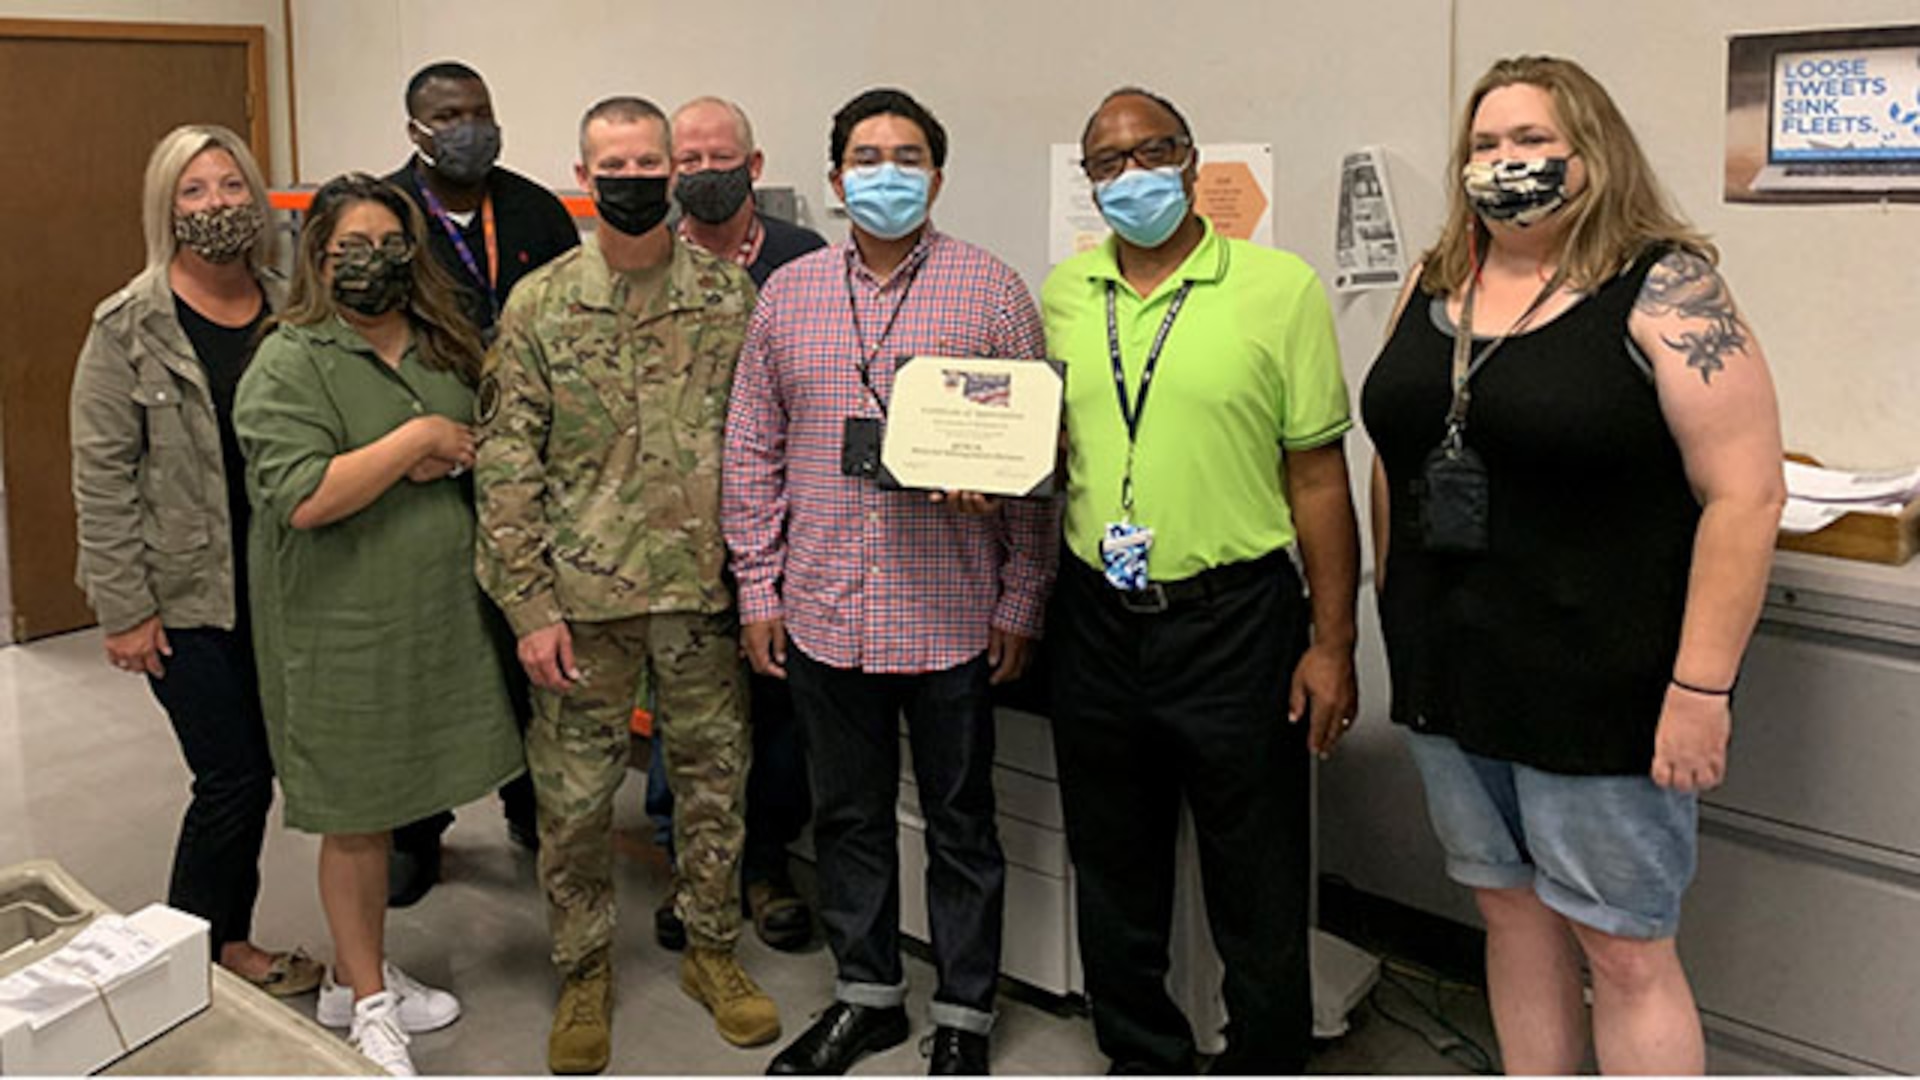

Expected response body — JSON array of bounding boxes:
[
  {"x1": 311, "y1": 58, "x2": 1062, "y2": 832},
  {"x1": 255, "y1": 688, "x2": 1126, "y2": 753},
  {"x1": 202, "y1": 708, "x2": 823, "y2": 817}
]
[{"x1": 877, "y1": 356, "x2": 1064, "y2": 498}]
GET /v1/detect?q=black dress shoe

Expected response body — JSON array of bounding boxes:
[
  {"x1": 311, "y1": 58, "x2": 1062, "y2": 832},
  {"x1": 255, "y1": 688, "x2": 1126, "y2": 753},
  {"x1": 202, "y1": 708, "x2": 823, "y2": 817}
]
[
  {"x1": 926, "y1": 1026, "x2": 989, "y2": 1075},
  {"x1": 386, "y1": 841, "x2": 441, "y2": 908},
  {"x1": 766, "y1": 1002, "x2": 909, "y2": 1075}
]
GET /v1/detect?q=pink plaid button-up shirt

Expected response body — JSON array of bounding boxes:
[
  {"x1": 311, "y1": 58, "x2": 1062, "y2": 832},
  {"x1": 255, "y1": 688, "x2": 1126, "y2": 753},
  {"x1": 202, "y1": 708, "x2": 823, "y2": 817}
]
[{"x1": 722, "y1": 227, "x2": 1059, "y2": 674}]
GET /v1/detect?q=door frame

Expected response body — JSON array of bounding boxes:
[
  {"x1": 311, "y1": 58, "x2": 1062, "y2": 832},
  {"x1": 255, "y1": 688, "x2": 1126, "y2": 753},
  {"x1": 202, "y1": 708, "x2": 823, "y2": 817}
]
[{"x1": 0, "y1": 18, "x2": 269, "y2": 174}]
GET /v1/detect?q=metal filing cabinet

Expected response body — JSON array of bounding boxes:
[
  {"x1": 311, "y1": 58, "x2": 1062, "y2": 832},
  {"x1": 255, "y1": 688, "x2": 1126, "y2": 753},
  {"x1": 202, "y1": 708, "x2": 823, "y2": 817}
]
[{"x1": 1681, "y1": 551, "x2": 1920, "y2": 1074}]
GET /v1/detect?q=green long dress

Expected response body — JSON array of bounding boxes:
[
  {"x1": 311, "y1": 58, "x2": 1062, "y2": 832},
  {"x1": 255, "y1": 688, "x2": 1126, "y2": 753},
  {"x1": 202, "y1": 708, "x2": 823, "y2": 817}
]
[{"x1": 234, "y1": 317, "x2": 522, "y2": 834}]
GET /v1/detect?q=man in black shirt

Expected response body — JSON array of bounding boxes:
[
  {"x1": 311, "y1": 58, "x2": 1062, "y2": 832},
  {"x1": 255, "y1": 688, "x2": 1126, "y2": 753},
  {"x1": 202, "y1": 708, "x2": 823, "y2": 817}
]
[
  {"x1": 644, "y1": 96, "x2": 827, "y2": 955},
  {"x1": 385, "y1": 60, "x2": 580, "y2": 341},
  {"x1": 385, "y1": 60, "x2": 580, "y2": 907}
]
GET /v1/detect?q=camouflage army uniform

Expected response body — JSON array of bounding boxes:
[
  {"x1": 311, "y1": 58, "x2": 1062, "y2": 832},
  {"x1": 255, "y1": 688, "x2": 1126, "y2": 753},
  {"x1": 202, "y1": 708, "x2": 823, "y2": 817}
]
[{"x1": 476, "y1": 233, "x2": 754, "y2": 972}]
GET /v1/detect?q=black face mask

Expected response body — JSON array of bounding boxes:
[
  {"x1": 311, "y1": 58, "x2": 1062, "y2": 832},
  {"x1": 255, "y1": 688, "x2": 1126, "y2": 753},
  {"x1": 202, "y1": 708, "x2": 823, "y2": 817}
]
[
  {"x1": 593, "y1": 175, "x2": 672, "y2": 236},
  {"x1": 673, "y1": 164, "x2": 753, "y2": 225}
]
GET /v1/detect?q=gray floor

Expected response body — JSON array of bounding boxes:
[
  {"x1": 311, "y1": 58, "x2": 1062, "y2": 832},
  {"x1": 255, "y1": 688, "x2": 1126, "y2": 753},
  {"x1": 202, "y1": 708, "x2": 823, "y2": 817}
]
[{"x1": 1, "y1": 627, "x2": 1496, "y2": 1075}]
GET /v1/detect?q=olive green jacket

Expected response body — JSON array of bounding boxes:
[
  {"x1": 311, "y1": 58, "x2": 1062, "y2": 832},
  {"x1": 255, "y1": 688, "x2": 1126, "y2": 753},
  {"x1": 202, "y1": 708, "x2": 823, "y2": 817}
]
[{"x1": 69, "y1": 263, "x2": 286, "y2": 634}]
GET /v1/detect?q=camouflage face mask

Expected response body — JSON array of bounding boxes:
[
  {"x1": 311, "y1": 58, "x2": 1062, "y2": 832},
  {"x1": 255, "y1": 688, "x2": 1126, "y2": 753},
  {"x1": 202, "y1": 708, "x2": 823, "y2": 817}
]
[
  {"x1": 174, "y1": 202, "x2": 265, "y2": 264},
  {"x1": 330, "y1": 247, "x2": 413, "y2": 317},
  {"x1": 1462, "y1": 157, "x2": 1572, "y2": 227}
]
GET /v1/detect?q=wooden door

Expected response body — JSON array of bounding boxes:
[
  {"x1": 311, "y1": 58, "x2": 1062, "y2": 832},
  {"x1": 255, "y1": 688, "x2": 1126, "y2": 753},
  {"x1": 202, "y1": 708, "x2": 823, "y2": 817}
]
[{"x1": 0, "y1": 20, "x2": 267, "y2": 641}]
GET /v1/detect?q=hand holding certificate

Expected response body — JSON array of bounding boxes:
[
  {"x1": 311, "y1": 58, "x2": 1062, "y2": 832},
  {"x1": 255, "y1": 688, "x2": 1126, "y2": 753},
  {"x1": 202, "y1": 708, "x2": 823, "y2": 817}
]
[{"x1": 878, "y1": 356, "x2": 1064, "y2": 498}]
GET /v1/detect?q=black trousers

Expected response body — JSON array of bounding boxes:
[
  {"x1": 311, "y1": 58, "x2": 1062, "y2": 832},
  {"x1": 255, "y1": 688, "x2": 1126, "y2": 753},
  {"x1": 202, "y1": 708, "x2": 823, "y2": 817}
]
[
  {"x1": 146, "y1": 625, "x2": 275, "y2": 949},
  {"x1": 787, "y1": 646, "x2": 1005, "y2": 1017},
  {"x1": 1050, "y1": 553, "x2": 1313, "y2": 1074}
]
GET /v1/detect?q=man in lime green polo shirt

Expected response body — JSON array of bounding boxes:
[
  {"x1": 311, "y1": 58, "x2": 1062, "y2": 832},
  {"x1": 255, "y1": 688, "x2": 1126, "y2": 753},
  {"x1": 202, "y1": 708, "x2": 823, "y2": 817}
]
[{"x1": 1040, "y1": 87, "x2": 1361, "y2": 1076}]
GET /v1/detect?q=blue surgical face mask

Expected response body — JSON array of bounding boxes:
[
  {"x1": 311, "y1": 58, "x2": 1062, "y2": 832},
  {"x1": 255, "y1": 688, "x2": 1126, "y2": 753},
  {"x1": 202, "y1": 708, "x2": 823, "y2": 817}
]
[
  {"x1": 840, "y1": 163, "x2": 931, "y2": 240},
  {"x1": 1095, "y1": 166, "x2": 1190, "y2": 248}
]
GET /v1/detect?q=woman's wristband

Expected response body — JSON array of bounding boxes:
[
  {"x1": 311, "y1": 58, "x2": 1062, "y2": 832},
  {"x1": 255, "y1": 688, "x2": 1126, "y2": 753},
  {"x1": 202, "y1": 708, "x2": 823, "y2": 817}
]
[{"x1": 1671, "y1": 675, "x2": 1735, "y2": 697}]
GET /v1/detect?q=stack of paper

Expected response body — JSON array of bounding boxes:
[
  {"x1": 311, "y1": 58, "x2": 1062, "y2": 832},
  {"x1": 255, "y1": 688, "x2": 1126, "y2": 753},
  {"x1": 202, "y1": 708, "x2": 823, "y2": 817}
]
[{"x1": 1780, "y1": 461, "x2": 1920, "y2": 535}]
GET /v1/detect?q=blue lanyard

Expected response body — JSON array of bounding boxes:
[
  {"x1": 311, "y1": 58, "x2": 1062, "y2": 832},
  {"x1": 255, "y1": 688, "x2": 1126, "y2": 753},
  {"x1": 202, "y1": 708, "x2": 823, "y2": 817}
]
[{"x1": 416, "y1": 170, "x2": 498, "y2": 317}]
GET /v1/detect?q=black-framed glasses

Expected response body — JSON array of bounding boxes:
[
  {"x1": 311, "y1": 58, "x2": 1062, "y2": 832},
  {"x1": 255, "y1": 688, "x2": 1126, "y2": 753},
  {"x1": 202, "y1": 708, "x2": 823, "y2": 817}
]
[
  {"x1": 328, "y1": 235, "x2": 414, "y2": 263},
  {"x1": 1081, "y1": 135, "x2": 1192, "y2": 183}
]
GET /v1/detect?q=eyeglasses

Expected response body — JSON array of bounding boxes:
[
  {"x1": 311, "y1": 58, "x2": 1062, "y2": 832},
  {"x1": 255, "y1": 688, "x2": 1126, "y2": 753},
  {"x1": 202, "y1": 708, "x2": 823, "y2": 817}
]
[
  {"x1": 1081, "y1": 135, "x2": 1192, "y2": 183},
  {"x1": 845, "y1": 145, "x2": 930, "y2": 169},
  {"x1": 327, "y1": 235, "x2": 414, "y2": 263}
]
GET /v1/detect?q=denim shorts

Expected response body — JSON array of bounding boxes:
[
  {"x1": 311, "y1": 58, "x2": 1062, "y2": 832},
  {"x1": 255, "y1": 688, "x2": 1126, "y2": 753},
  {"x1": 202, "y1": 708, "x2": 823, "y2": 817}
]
[{"x1": 1404, "y1": 730, "x2": 1698, "y2": 939}]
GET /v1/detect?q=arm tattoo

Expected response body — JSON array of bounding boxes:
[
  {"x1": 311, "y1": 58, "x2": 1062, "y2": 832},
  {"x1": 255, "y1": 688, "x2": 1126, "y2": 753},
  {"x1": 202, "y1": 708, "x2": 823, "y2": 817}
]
[{"x1": 1635, "y1": 251, "x2": 1747, "y2": 386}]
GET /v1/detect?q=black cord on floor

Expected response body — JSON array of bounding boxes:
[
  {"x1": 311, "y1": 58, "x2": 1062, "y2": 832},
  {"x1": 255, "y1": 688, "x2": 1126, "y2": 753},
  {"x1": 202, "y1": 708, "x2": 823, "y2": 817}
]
[{"x1": 1366, "y1": 966, "x2": 1499, "y2": 1075}]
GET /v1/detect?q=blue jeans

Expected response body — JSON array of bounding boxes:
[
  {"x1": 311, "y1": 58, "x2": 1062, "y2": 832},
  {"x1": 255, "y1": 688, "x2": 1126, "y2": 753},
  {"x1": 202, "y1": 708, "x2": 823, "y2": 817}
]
[
  {"x1": 1405, "y1": 730, "x2": 1698, "y2": 939},
  {"x1": 784, "y1": 646, "x2": 1003, "y2": 1034}
]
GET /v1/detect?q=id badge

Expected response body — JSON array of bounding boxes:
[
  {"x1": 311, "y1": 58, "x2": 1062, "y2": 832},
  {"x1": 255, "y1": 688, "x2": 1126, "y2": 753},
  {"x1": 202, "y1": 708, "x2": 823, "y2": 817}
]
[
  {"x1": 841, "y1": 416, "x2": 883, "y2": 479},
  {"x1": 1100, "y1": 522, "x2": 1153, "y2": 591}
]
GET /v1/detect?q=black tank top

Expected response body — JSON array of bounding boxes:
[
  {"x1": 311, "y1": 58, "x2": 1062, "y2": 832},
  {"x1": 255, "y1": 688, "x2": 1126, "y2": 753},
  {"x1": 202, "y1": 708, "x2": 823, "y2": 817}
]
[{"x1": 1360, "y1": 247, "x2": 1699, "y2": 775}]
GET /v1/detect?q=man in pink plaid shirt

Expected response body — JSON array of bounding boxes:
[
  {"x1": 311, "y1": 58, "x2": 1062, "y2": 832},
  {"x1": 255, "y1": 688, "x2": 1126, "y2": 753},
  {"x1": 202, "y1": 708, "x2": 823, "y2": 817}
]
[{"x1": 721, "y1": 88, "x2": 1058, "y2": 1077}]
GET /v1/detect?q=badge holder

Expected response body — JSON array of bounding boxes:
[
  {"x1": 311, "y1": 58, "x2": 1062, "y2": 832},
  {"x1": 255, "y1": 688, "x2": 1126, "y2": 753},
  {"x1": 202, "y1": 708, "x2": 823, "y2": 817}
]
[
  {"x1": 841, "y1": 416, "x2": 883, "y2": 479},
  {"x1": 1101, "y1": 458, "x2": 1167, "y2": 611}
]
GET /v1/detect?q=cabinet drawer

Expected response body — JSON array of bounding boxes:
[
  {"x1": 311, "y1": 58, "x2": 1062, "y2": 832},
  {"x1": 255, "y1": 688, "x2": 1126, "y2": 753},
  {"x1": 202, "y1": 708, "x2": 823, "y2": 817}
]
[
  {"x1": 899, "y1": 776, "x2": 1070, "y2": 876},
  {"x1": 900, "y1": 741, "x2": 1065, "y2": 830},
  {"x1": 1721, "y1": 627, "x2": 1920, "y2": 854},
  {"x1": 896, "y1": 817, "x2": 1080, "y2": 996},
  {"x1": 1681, "y1": 815, "x2": 1920, "y2": 1073}
]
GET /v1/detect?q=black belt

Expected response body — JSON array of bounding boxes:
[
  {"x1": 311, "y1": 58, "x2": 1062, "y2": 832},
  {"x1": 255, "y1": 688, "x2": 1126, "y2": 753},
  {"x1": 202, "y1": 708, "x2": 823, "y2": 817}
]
[{"x1": 1076, "y1": 548, "x2": 1294, "y2": 615}]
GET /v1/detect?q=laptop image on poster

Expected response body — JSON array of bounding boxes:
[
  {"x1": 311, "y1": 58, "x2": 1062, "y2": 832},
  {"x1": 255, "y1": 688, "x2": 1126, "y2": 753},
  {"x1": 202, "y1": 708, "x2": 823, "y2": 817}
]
[{"x1": 1749, "y1": 43, "x2": 1920, "y2": 193}]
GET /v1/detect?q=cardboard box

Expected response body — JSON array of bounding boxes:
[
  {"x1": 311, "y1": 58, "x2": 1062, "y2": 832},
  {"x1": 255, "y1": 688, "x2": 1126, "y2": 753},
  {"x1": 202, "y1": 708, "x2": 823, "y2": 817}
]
[{"x1": 0, "y1": 905, "x2": 211, "y2": 1075}]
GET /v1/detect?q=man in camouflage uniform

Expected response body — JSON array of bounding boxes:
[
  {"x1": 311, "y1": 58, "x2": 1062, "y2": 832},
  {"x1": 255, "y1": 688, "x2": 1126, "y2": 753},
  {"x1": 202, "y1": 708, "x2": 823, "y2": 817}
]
[{"x1": 475, "y1": 95, "x2": 777, "y2": 1074}]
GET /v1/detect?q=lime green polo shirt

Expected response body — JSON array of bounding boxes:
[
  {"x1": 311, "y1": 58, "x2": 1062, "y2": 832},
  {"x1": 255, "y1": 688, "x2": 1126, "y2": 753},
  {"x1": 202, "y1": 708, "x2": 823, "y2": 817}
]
[{"x1": 1042, "y1": 218, "x2": 1351, "y2": 582}]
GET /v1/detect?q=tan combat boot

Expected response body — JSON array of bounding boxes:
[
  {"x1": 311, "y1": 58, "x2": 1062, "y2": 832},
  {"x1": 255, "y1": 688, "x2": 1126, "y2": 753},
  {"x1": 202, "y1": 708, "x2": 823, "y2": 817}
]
[
  {"x1": 548, "y1": 950, "x2": 612, "y2": 1074},
  {"x1": 680, "y1": 946, "x2": 781, "y2": 1047}
]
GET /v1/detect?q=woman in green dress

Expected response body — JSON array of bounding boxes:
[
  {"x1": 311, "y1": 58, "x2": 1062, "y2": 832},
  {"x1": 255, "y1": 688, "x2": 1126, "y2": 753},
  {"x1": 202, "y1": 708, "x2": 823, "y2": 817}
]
[{"x1": 235, "y1": 173, "x2": 522, "y2": 1076}]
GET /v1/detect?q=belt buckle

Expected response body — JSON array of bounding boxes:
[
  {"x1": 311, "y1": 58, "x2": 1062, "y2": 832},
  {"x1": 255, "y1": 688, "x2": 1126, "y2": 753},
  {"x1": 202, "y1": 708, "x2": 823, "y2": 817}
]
[{"x1": 1117, "y1": 582, "x2": 1169, "y2": 614}]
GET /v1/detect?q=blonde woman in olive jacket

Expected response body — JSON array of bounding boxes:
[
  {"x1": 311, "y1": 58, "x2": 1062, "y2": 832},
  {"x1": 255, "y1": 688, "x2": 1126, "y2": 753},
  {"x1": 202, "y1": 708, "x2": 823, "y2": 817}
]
[{"x1": 69, "y1": 124, "x2": 320, "y2": 998}]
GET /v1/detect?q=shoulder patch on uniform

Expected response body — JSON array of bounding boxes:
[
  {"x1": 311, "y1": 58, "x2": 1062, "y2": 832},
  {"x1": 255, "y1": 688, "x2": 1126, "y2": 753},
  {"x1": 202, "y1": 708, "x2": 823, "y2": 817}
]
[{"x1": 477, "y1": 374, "x2": 502, "y2": 426}]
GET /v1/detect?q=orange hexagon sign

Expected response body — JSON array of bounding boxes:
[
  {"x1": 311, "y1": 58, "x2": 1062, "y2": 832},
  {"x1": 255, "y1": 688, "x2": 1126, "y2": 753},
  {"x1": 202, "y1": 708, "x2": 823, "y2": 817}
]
[{"x1": 1194, "y1": 161, "x2": 1269, "y2": 241}]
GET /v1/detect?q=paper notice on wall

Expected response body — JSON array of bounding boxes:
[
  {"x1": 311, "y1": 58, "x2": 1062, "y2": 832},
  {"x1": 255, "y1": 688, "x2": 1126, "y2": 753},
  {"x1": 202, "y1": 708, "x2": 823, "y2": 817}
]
[
  {"x1": 1049, "y1": 143, "x2": 1274, "y2": 266},
  {"x1": 1333, "y1": 146, "x2": 1407, "y2": 293}
]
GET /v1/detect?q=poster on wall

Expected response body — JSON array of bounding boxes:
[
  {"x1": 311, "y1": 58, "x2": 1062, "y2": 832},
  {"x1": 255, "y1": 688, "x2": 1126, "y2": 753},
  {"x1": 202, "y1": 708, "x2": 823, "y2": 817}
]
[
  {"x1": 1049, "y1": 143, "x2": 1272, "y2": 265},
  {"x1": 1333, "y1": 146, "x2": 1406, "y2": 293},
  {"x1": 1726, "y1": 24, "x2": 1920, "y2": 203}
]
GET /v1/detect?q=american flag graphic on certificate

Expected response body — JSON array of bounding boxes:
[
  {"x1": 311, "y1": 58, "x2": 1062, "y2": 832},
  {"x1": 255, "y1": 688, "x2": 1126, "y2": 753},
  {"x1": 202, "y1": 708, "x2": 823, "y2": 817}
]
[{"x1": 942, "y1": 369, "x2": 1013, "y2": 408}]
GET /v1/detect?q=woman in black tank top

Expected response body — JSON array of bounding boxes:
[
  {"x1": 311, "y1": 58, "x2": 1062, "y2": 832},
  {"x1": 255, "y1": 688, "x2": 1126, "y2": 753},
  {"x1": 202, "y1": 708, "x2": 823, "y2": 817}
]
[{"x1": 1359, "y1": 56, "x2": 1784, "y2": 1075}]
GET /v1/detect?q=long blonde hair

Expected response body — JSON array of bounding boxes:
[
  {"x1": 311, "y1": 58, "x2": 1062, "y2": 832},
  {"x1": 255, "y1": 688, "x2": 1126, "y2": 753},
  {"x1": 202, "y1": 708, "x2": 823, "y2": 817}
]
[
  {"x1": 141, "y1": 124, "x2": 280, "y2": 275},
  {"x1": 275, "y1": 173, "x2": 485, "y2": 383},
  {"x1": 1420, "y1": 56, "x2": 1713, "y2": 295}
]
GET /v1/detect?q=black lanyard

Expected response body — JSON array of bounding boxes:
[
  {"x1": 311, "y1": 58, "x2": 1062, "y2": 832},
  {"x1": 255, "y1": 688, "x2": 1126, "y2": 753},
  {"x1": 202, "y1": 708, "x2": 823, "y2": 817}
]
[
  {"x1": 1445, "y1": 268, "x2": 1565, "y2": 450},
  {"x1": 845, "y1": 258, "x2": 922, "y2": 416},
  {"x1": 1105, "y1": 279, "x2": 1192, "y2": 514}
]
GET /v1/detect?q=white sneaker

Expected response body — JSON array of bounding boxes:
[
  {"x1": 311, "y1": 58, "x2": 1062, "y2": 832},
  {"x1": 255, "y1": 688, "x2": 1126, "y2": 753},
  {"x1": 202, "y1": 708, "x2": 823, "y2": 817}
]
[
  {"x1": 348, "y1": 990, "x2": 416, "y2": 1076},
  {"x1": 317, "y1": 962, "x2": 462, "y2": 1032}
]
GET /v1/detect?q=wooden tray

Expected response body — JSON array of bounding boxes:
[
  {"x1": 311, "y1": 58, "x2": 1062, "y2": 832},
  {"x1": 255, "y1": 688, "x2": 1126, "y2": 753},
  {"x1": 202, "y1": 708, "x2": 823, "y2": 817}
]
[{"x1": 1777, "y1": 454, "x2": 1920, "y2": 566}]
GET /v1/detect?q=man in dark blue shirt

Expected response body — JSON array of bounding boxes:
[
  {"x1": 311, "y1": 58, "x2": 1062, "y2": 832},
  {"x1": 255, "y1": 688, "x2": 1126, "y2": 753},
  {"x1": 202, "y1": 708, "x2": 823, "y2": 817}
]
[{"x1": 646, "y1": 95, "x2": 828, "y2": 955}]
